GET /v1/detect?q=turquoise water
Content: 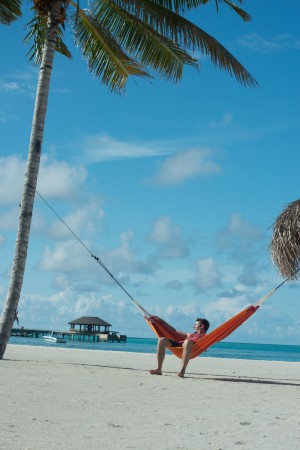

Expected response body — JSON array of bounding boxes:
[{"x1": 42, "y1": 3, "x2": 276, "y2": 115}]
[{"x1": 8, "y1": 336, "x2": 300, "y2": 362}]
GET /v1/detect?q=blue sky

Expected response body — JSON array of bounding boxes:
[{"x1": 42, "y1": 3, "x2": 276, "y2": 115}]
[{"x1": 0, "y1": 0, "x2": 300, "y2": 344}]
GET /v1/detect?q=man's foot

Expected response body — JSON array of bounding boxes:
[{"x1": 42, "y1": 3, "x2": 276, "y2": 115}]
[
  {"x1": 149, "y1": 369, "x2": 162, "y2": 375},
  {"x1": 177, "y1": 372, "x2": 185, "y2": 378}
]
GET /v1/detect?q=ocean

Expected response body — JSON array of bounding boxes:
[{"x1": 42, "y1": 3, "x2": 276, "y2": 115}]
[{"x1": 8, "y1": 336, "x2": 300, "y2": 362}]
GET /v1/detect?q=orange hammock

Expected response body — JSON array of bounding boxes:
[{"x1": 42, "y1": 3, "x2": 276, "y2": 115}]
[
  {"x1": 145, "y1": 305, "x2": 258, "y2": 359},
  {"x1": 138, "y1": 286, "x2": 281, "y2": 359}
]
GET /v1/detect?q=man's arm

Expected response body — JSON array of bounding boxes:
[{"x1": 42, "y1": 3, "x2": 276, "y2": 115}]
[
  {"x1": 174, "y1": 329, "x2": 188, "y2": 340},
  {"x1": 151, "y1": 317, "x2": 188, "y2": 340}
]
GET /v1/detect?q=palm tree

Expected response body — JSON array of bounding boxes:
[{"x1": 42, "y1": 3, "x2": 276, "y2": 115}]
[{"x1": 0, "y1": 0, "x2": 257, "y2": 359}]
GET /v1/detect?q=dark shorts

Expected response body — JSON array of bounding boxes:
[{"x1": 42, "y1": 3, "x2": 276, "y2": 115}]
[
  {"x1": 169, "y1": 339, "x2": 183, "y2": 347},
  {"x1": 169, "y1": 339, "x2": 197, "y2": 347}
]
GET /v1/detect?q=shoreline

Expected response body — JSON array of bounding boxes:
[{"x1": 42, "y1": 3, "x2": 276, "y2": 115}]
[
  {"x1": 1, "y1": 345, "x2": 300, "y2": 450},
  {"x1": 3, "y1": 343, "x2": 300, "y2": 368},
  {"x1": 8, "y1": 336, "x2": 300, "y2": 364}
]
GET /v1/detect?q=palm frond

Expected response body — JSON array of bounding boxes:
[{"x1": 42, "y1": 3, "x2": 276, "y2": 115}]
[
  {"x1": 23, "y1": 13, "x2": 72, "y2": 66},
  {"x1": 114, "y1": 0, "x2": 249, "y2": 19},
  {"x1": 72, "y1": 8, "x2": 151, "y2": 93},
  {"x1": 91, "y1": 1, "x2": 199, "y2": 83},
  {"x1": 216, "y1": 0, "x2": 251, "y2": 22},
  {"x1": 146, "y1": 0, "x2": 209, "y2": 14},
  {"x1": 191, "y1": 26, "x2": 257, "y2": 86},
  {"x1": 0, "y1": 0, "x2": 22, "y2": 25},
  {"x1": 23, "y1": 14, "x2": 46, "y2": 65},
  {"x1": 93, "y1": 0, "x2": 256, "y2": 86},
  {"x1": 270, "y1": 199, "x2": 300, "y2": 280},
  {"x1": 129, "y1": 28, "x2": 199, "y2": 82},
  {"x1": 56, "y1": 35, "x2": 72, "y2": 59}
]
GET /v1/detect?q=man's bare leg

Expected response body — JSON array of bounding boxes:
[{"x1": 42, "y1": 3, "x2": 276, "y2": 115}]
[
  {"x1": 150, "y1": 337, "x2": 172, "y2": 375},
  {"x1": 177, "y1": 339, "x2": 193, "y2": 377}
]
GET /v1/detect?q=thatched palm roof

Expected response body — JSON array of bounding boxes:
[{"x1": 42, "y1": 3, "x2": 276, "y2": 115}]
[
  {"x1": 68, "y1": 316, "x2": 112, "y2": 326},
  {"x1": 270, "y1": 199, "x2": 300, "y2": 280}
]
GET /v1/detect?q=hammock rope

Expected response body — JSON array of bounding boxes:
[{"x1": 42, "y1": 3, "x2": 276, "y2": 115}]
[
  {"x1": 36, "y1": 189, "x2": 298, "y2": 358},
  {"x1": 35, "y1": 189, "x2": 151, "y2": 317}
]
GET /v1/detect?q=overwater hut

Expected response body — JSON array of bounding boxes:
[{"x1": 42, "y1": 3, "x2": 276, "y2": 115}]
[
  {"x1": 67, "y1": 316, "x2": 126, "y2": 342},
  {"x1": 68, "y1": 316, "x2": 112, "y2": 334}
]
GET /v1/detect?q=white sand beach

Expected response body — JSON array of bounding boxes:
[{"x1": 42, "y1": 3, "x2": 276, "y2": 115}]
[{"x1": 1, "y1": 344, "x2": 300, "y2": 450}]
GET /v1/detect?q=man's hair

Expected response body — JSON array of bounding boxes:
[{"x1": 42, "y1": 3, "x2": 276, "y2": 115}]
[{"x1": 197, "y1": 318, "x2": 210, "y2": 332}]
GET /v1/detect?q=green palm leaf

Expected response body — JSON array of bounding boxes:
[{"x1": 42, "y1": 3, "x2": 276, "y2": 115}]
[
  {"x1": 72, "y1": 8, "x2": 152, "y2": 93},
  {"x1": 24, "y1": 13, "x2": 72, "y2": 65},
  {"x1": 115, "y1": 0, "x2": 251, "y2": 20},
  {"x1": 0, "y1": 0, "x2": 22, "y2": 25},
  {"x1": 91, "y1": 0, "x2": 257, "y2": 86},
  {"x1": 215, "y1": 0, "x2": 251, "y2": 22},
  {"x1": 90, "y1": 1, "x2": 199, "y2": 83}
]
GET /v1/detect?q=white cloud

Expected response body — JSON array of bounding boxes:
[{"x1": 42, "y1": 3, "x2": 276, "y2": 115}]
[
  {"x1": 89, "y1": 230, "x2": 156, "y2": 280},
  {"x1": 223, "y1": 213, "x2": 263, "y2": 239},
  {"x1": 149, "y1": 216, "x2": 179, "y2": 244},
  {"x1": 37, "y1": 226, "x2": 156, "y2": 292},
  {"x1": 147, "y1": 216, "x2": 190, "y2": 259},
  {"x1": 37, "y1": 198, "x2": 105, "y2": 240},
  {"x1": 0, "y1": 70, "x2": 38, "y2": 97},
  {"x1": 192, "y1": 258, "x2": 222, "y2": 290},
  {"x1": 210, "y1": 112, "x2": 233, "y2": 129},
  {"x1": 108, "y1": 230, "x2": 135, "y2": 263},
  {"x1": 84, "y1": 134, "x2": 171, "y2": 162},
  {"x1": 203, "y1": 296, "x2": 244, "y2": 323},
  {"x1": 0, "y1": 156, "x2": 25, "y2": 204},
  {"x1": 216, "y1": 213, "x2": 264, "y2": 258},
  {"x1": 16, "y1": 288, "x2": 131, "y2": 331},
  {"x1": 38, "y1": 239, "x2": 113, "y2": 291},
  {"x1": 37, "y1": 156, "x2": 87, "y2": 199},
  {"x1": 150, "y1": 148, "x2": 222, "y2": 186},
  {"x1": 165, "y1": 279, "x2": 183, "y2": 290},
  {"x1": 164, "y1": 302, "x2": 199, "y2": 319},
  {"x1": 0, "y1": 80, "x2": 20, "y2": 92},
  {"x1": 0, "y1": 155, "x2": 87, "y2": 206},
  {"x1": 38, "y1": 240, "x2": 91, "y2": 273},
  {"x1": 0, "y1": 207, "x2": 19, "y2": 231},
  {"x1": 237, "y1": 261, "x2": 265, "y2": 287},
  {"x1": 238, "y1": 33, "x2": 300, "y2": 52},
  {"x1": 99, "y1": 230, "x2": 157, "y2": 276}
]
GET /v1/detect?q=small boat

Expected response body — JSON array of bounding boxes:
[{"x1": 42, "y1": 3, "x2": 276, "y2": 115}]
[{"x1": 42, "y1": 332, "x2": 67, "y2": 344}]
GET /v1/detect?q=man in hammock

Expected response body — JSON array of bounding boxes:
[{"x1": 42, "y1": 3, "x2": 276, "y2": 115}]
[{"x1": 149, "y1": 317, "x2": 210, "y2": 377}]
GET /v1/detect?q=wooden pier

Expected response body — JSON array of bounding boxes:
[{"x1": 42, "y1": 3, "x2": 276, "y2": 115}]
[
  {"x1": 11, "y1": 328, "x2": 52, "y2": 338},
  {"x1": 11, "y1": 316, "x2": 126, "y2": 343},
  {"x1": 11, "y1": 328, "x2": 127, "y2": 343}
]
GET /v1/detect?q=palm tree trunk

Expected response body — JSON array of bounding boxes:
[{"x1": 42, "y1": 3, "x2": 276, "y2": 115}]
[{"x1": 0, "y1": 1, "x2": 61, "y2": 359}]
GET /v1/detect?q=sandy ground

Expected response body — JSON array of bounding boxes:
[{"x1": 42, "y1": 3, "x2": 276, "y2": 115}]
[{"x1": 0, "y1": 344, "x2": 300, "y2": 450}]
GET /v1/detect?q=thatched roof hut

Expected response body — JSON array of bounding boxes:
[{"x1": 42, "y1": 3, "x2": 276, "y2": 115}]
[
  {"x1": 68, "y1": 316, "x2": 112, "y2": 333},
  {"x1": 270, "y1": 199, "x2": 300, "y2": 280}
]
